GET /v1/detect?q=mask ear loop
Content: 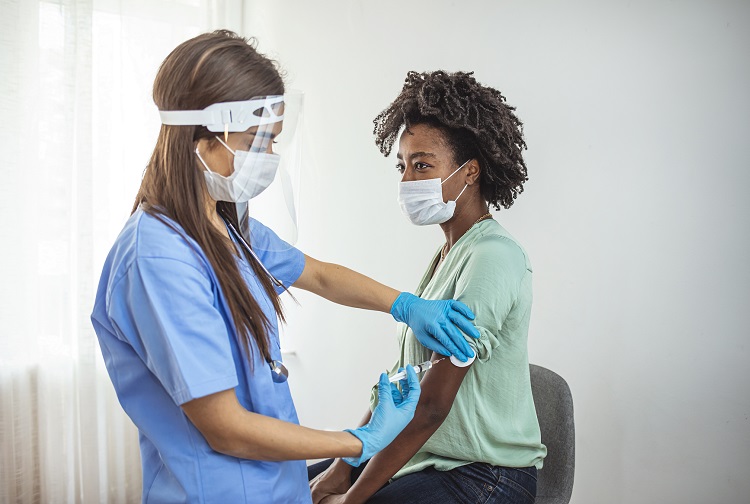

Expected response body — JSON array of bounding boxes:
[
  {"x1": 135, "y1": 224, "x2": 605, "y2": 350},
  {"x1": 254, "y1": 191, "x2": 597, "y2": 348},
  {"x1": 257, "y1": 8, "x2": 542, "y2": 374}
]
[
  {"x1": 441, "y1": 159, "x2": 471, "y2": 185},
  {"x1": 452, "y1": 183, "x2": 469, "y2": 203},
  {"x1": 195, "y1": 147, "x2": 215, "y2": 173},
  {"x1": 198, "y1": 137, "x2": 236, "y2": 176},
  {"x1": 442, "y1": 159, "x2": 471, "y2": 203},
  {"x1": 215, "y1": 135, "x2": 236, "y2": 154}
]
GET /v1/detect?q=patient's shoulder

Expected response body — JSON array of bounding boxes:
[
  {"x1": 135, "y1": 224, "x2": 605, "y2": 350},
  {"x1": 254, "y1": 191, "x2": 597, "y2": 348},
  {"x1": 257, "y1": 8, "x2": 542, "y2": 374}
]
[{"x1": 466, "y1": 229, "x2": 530, "y2": 276}]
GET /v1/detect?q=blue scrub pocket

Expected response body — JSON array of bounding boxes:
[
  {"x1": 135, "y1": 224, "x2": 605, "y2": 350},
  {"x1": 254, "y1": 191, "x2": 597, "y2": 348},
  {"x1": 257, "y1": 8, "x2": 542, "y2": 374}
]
[
  {"x1": 144, "y1": 463, "x2": 188, "y2": 504},
  {"x1": 240, "y1": 458, "x2": 311, "y2": 503}
]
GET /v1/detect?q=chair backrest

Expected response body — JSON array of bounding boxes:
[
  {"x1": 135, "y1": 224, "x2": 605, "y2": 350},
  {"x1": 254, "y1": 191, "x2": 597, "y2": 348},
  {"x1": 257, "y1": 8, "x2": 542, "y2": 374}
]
[{"x1": 530, "y1": 364, "x2": 575, "y2": 504}]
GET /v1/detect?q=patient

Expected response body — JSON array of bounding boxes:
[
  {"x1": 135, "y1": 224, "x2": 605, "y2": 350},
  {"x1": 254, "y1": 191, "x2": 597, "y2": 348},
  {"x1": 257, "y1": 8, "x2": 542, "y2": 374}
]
[{"x1": 308, "y1": 71, "x2": 547, "y2": 504}]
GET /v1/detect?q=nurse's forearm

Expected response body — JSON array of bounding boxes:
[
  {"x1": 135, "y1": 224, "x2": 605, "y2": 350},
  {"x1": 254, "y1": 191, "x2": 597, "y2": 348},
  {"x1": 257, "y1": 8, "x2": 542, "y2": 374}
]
[
  {"x1": 221, "y1": 414, "x2": 362, "y2": 461},
  {"x1": 182, "y1": 389, "x2": 362, "y2": 461},
  {"x1": 294, "y1": 255, "x2": 399, "y2": 312}
]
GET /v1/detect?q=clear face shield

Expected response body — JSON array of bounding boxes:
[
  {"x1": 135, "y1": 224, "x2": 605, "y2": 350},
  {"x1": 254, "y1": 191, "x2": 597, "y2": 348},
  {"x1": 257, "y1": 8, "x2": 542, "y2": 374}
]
[
  {"x1": 160, "y1": 92, "x2": 305, "y2": 253},
  {"x1": 238, "y1": 91, "x2": 304, "y2": 254}
]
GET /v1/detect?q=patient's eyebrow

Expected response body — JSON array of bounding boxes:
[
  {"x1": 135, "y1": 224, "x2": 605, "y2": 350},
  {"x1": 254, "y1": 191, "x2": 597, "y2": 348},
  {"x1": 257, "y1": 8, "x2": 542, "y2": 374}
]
[{"x1": 396, "y1": 151, "x2": 438, "y2": 161}]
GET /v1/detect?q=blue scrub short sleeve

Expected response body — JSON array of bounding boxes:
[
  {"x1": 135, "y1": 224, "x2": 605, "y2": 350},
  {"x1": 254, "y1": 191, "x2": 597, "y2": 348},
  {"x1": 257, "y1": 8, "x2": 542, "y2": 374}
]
[
  {"x1": 108, "y1": 256, "x2": 239, "y2": 405},
  {"x1": 247, "y1": 218, "x2": 306, "y2": 291}
]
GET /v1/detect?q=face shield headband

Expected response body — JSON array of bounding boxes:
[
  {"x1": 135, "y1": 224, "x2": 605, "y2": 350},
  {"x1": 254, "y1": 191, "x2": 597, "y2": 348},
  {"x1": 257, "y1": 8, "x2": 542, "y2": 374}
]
[{"x1": 159, "y1": 95, "x2": 285, "y2": 142}]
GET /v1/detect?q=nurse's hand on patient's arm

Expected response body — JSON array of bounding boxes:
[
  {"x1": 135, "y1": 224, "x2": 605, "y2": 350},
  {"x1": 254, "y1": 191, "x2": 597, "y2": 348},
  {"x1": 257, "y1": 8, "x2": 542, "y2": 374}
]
[
  {"x1": 181, "y1": 389, "x2": 363, "y2": 461},
  {"x1": 389, "y1": 292, "x2": 479, "y2": 362},
  {"x1": 292, "y1": 256, "x2": 479, "y2": 362}
]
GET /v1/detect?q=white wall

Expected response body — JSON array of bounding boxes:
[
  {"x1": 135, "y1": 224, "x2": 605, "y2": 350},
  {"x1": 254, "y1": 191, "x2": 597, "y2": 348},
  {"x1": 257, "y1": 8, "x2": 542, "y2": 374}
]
[{"x1": 244, "y1": 1, "x2": 750, "y2": 502}]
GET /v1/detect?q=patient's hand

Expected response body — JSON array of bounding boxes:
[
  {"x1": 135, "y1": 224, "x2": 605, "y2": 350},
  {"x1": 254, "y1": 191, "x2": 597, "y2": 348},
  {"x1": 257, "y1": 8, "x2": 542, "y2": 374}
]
[
  {"x1": 319, "y1": 494, "x2": 348, "y2": 504},
  {"x1": 310, "y1": 462, "x2": 352, "y2": 504}
]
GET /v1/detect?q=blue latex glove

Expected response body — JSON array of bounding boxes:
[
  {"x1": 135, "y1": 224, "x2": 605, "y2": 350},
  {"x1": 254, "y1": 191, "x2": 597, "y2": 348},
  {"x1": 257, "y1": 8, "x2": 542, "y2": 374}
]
[
  {"x1": 390, "y1": 292, "x2": 480, "y2": 362},
  {"x1": 343, "y1": 365, "x2": 421, "y2": 467}
]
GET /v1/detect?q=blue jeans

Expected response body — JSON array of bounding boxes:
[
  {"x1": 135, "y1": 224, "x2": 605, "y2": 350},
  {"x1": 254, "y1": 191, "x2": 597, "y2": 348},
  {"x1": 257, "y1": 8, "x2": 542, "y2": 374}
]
[{"x1": 308, "y1": 459, "x2": 537, "y2": 504}]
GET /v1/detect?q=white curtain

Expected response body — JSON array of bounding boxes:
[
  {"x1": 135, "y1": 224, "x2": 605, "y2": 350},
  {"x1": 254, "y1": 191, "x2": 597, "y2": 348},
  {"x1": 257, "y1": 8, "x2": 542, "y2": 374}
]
[{"x1": 0, "y1": 1, "x2": 244, "y2": 502}]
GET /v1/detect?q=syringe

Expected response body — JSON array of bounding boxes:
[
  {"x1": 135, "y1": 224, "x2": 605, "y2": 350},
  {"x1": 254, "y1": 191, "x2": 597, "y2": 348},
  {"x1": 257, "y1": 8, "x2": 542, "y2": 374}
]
[{"x1": 388, "y1": 358, "x2": 446, "y2": 383}]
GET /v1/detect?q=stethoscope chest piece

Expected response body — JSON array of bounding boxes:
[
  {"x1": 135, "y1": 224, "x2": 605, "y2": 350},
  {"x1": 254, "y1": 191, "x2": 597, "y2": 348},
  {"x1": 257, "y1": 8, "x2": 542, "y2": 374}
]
[{"x1": 268, "y1": 359, "x2": 289, "y2": 383}]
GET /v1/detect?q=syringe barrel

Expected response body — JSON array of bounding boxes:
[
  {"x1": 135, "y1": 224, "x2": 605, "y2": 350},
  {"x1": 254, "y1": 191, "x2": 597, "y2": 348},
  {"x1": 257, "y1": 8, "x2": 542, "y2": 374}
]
[
  {"x1": 388, "y1": 371, "x2": 407, "y2": 383},
  {"x1": 388, "y1": 360, "x2": 435, "y2": 382}
]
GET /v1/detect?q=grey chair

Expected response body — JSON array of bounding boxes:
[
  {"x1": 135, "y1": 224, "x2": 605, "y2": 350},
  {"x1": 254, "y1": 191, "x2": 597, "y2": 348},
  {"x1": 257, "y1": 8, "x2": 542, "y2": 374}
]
[{"x1": 530, "y1": 364, "x2": 575, "y2": 504}]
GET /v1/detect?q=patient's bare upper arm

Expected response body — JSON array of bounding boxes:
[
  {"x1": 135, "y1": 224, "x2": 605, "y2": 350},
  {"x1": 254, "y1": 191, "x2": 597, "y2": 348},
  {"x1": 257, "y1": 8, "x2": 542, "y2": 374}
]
[{"x1": 415, "y1": 352, "x2": 473, "y2": 420}]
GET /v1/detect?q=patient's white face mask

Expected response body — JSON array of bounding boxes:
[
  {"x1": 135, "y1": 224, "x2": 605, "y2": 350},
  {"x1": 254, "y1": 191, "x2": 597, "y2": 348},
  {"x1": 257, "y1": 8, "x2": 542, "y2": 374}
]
[
  {"x1": 397, "y1": 160, "x2": 469, "y2": 226},
  {"x1": 196, "y1": 136, "x2": 279, "y2": 203}
]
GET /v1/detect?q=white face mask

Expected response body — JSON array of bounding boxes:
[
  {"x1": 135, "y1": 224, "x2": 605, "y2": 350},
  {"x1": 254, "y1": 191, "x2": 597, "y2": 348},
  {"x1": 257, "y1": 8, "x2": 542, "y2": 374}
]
[
  {"x1": 397, "y1": 160, "x2": 470, "y2": 226},
  {"x1": 195, "y1": 136, "x2": 280, "y2": 202}
]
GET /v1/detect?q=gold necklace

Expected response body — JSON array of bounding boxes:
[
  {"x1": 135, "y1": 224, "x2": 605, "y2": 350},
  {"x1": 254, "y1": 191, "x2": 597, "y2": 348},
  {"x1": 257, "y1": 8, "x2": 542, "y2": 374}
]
[
  {"x1": 440, "y1": 212, "x2": 493, "y2": 262},
  {"x1": 473, "y1": 212, "x2": 493, "y2": 226}
]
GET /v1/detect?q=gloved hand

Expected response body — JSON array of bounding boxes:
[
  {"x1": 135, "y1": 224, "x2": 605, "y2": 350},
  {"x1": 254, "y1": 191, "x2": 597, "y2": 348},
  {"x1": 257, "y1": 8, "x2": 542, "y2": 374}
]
[
  {"x1": 390, "y1": 292, "x2": 480, "y2": 362},
  {"x1": 343, "y1": 365, "x2": 421, "y2": 467},
  {"x1": 390, "y1": 368, "x2": 409, "y2": 406}
]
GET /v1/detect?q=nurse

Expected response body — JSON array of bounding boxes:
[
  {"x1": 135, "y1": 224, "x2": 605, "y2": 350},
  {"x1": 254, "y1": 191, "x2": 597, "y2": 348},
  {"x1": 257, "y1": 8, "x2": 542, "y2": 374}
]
[{"x1": 90, "y1": 31, "x2": 480, "y2": 503}]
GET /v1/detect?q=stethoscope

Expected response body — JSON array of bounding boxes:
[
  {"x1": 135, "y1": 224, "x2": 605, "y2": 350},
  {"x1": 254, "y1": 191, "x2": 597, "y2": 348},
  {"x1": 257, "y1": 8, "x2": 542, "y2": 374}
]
[{"x1": 221, "y1": 215, "x2": 290, "y2": 384}]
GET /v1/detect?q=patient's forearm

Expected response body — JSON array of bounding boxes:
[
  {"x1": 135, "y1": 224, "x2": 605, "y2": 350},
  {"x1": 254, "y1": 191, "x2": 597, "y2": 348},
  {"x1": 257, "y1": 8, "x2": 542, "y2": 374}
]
[{"x1": 345, "y1": 356, "x2": 471, "y2": 503}]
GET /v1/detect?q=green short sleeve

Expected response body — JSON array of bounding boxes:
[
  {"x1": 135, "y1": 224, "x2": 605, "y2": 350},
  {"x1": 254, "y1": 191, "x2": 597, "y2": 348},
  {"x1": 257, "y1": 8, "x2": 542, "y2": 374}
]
[{"x1": 453, "y1": 235, "x2": 528, "y2": 362}]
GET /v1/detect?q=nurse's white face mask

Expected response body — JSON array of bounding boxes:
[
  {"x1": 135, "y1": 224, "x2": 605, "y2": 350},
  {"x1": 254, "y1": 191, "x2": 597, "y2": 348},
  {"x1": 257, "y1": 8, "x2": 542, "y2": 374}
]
[
  {"x1": 196, "y1": 136, "x2": 280, "y2": 203},
  {"x1": 397, "y1": 160, "x2": 470, "y2": 226}
]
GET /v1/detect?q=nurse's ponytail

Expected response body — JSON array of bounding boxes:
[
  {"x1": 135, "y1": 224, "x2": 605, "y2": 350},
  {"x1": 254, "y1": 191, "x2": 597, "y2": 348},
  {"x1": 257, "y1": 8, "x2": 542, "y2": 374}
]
[{"x1": 133, "y1": 30, "x2": 286, "y2": 365}]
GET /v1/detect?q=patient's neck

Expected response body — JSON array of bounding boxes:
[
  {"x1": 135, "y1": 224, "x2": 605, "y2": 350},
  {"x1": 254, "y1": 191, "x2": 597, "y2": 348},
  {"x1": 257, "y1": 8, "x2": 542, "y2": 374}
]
[{"x1": 439, "y1": 197, "x2": 489, "y2": 250}]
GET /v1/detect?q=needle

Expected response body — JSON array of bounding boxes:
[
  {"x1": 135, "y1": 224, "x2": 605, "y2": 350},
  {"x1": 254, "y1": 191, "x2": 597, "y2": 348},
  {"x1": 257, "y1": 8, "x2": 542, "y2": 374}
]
[{"x1": 388, "y1": 358, "x2": 446, "y2": 383}]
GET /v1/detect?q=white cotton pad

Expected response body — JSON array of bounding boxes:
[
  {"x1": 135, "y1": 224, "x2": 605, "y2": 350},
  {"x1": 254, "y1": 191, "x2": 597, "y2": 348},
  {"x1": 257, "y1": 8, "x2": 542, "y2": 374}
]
[{"x1": 450, "y1": 354, "x2": 476, "y2": 367}]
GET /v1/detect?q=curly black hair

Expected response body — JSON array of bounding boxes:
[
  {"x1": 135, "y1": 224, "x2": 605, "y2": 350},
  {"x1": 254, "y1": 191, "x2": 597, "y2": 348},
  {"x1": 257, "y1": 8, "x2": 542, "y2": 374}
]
[{"x1": 373, "y1": 71, "x2": 527, "y2": 210}]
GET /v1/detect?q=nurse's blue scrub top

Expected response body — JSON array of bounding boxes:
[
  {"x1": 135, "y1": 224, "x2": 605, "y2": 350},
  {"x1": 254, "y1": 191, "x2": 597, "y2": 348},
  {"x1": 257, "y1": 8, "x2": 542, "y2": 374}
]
[{"x1": 90, "y1": 208, "x2": 311, "y2": 503}]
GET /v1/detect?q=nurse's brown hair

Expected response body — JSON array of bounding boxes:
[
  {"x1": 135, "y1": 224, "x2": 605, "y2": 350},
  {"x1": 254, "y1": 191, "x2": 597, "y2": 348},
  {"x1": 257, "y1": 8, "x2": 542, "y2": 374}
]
[{"x1": 133, "y1": 30, "x2": 285, "y2": 364}]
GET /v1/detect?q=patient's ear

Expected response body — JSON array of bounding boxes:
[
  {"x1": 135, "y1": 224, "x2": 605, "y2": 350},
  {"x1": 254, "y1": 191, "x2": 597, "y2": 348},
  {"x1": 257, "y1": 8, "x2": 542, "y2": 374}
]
[{"x1": 465, "y1": 159, "x2": 481, "y2": 185}]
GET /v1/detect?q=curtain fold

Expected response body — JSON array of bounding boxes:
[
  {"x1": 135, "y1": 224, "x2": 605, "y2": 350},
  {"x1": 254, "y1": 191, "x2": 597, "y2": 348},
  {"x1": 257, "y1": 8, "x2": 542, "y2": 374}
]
[{"x1": 0, "y1": 1, "x2": 244, "y2": 502}]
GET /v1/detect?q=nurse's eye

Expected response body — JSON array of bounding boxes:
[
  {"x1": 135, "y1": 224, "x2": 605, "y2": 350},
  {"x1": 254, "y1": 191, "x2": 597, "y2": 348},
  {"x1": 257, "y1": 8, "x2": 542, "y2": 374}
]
[
  {"x1": 248, "y1": 140, "x2": 272, "y2": 152},
  {"x1": 396, "y1": 163, "x2": 405, "y2": 174},
  {"x1": 414, "y1": 162, "x2": 430, "y2": 171}
]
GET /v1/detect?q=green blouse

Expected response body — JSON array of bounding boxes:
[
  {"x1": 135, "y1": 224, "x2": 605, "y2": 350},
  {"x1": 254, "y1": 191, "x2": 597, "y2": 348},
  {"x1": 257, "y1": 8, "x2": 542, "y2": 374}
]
[{"x1": 372, "y1": 218, "x2": 547, "y2": 479}]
